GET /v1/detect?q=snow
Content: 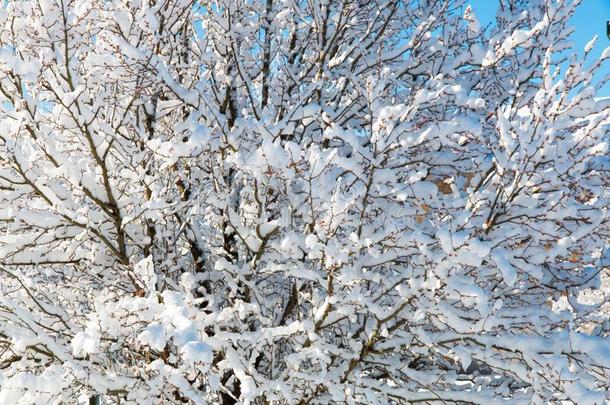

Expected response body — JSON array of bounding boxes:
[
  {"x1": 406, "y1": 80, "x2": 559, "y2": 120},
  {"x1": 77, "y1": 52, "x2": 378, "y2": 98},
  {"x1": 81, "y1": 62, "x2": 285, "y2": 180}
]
[
  {"x1": 180, "y1": 341, "x2": 213, "y2": 364},
  {"x1": 138, "y1": 323, "x2": 167, "y2": 352},
  {"x1": 491, "y1": 249, "x2": 518, "y2": 286},
  {"x1": 584, "y1": 36, "x2": 597, "y2": 54},
  {"x1": 0, "y1": 0, "x2": 607, "y2": 403}
]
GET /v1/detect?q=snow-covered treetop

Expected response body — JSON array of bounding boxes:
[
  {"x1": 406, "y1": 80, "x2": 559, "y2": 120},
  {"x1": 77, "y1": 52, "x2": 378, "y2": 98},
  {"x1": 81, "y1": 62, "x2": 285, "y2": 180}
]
[{"x1": 0, "y1": 0, "x2": 607, "y2": 403}]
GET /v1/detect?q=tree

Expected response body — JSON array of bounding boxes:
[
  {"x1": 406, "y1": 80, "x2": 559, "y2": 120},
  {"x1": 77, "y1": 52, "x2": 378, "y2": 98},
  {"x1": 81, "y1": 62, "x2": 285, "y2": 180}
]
[{"x1": 0, "y1": 0, "x2": 608, "y2": 403}]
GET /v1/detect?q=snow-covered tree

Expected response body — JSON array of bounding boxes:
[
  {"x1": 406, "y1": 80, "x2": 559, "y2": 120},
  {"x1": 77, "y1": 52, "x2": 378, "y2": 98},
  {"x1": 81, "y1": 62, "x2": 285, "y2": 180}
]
[{"x1": 0, "y1": 0, "x2": 608, "y2": 403}]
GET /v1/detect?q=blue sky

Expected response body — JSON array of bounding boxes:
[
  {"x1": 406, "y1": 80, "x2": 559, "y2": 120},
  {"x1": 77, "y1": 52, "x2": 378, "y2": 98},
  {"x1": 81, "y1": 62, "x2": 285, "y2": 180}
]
[{"x1": 468, "y1": 0, "x2": 610, "y2": 96}]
